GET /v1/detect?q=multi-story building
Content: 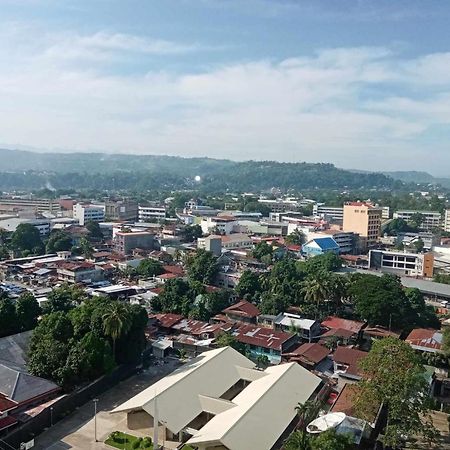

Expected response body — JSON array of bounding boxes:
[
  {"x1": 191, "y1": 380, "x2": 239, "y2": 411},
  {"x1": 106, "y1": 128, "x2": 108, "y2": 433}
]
[
  {"x1": 200, "y1": 216, "x2": 237, "y2": 235},
  {"x1": 197, "y1": 236, "x2": 222, "y2": 256},
  {"x1": 0, "y1": 217, "x2": 50, "y2": 236},
  {"x1": 113, "y1": 231, "x2": 155, "y2": 255},
  {"x1": 369, "y1": 249, "x2": 434, "y2": 278},
  {"x1": 380, "y1": 206, "x2": 390, "y2": 220},
  {"x1": 73, "y1": 203, "x2": 105, "y2": 226},
  {"x1": 393, "y1": 210, "x2": 441, "y2": 231},
  {"x1": 105, "y1": 199, "x2": 138, "y2": 221},
  {"x1": 312, "y1": 204, "x2": 344, "y2": 222},
  {"x1": 306, "y1": 229, "x2": 358, "y2": 254},
  {"x1": 443, "y1": 210, "x2": 450, "y2": 232},
  {"x1": 57, "y1": 262, "x2": 104, "y2": 283},
  {"x1": 343, "y1": 202, "x2": 381, "y2": 249},
  {"x1": 0, "y1": 196, "x2": 60, "y2": 215},
  {"x1": 138, "y1": 204, "x2": 167, "y2": 221}
]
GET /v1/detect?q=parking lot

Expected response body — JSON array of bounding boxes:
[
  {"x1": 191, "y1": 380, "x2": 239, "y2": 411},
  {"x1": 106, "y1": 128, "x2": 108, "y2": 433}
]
[{"x1": 34, "y1": 358, "x2": 180, "y2": 450}]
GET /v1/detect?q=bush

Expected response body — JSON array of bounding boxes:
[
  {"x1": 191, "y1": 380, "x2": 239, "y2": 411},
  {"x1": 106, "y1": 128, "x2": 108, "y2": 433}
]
[
  {"x1": 132, "y1": 440, "x2": 141, "y2": 449},
  {"x1": 142, "y1": 437, "x2": 152, "y2": 447}
]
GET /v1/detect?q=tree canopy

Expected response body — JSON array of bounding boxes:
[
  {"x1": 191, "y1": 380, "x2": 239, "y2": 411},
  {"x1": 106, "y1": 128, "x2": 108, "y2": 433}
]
[
  {"x1": 185, "y1": 249, "x2": 218, "y2": 284},
  {"x1": 10, "y1": 223, "x2": 44, "y2": 255}
]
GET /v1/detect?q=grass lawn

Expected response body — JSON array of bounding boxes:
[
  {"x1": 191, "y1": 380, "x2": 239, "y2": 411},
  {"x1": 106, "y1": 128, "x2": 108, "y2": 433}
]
[{"x1": 105, "y1": 431, "x2": 153, "y2": 449}]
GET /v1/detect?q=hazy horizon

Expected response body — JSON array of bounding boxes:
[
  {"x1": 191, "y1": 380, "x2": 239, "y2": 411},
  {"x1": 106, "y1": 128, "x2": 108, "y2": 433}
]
[{"x1": 1, "y1": 1, "x2": 450, "y2": 175}]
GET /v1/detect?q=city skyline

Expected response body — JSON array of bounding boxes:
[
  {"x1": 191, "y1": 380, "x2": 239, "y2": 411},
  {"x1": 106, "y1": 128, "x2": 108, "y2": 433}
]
[{"x1": 1, "y1": 0, "x2": 450, "y2": 175}]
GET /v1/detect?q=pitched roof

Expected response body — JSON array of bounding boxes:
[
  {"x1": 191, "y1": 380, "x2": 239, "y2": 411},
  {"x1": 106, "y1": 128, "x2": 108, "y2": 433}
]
[
  {"x1": 233, "y1": 325, "x2": 293, "y2": 351},
  {"x1": 285, "y1": 343, "x2": 330, "y2": 365},
  {"x1": 309, "y1": 237, "x2": 339, "y2": 250},
  {"x1": 405, "y1": 328, "x2": 443, "y2": 352},
  {"x1": 321, "y1": 316, "x2": 366, "y2": 334},
  {"x1": 0, "y1": 362, "x2": 60, "y2": 405},
  {"x1": 150, "y1": 313, "x2": 183, "y2": 328},
  {"x1": 222, "y1": 300, "x2": 260, "y2": 319},
  {"x1": 333, "y1": 347, "x2": 367, "y2": 376}
]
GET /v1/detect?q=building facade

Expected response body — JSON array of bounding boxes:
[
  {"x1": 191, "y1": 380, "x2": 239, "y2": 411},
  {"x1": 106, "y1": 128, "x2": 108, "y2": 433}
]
[
  {"x1": 73, "y1": 203, "x2": 105, "y2": 226},
  {"x1": 105, "y1": 199, "x2": 138, "y2": 221},
  {"x1": 113, "y1": 231, "x2": 155, "y2": 255},
  {"x1": 343, "y1": 202, "x2": 381, "y2": 249},
  {"x1": 393, "y1": 210, "x2": 441, "y2": 231},
  {"x1": 138, "y1": 204, "x2": 167, "y2": 221}
]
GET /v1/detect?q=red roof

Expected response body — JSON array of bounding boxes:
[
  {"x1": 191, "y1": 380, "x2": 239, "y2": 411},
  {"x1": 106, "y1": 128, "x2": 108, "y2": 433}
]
[
  {"x1": 233, "y1": 325, "x2": 293, "y2": 351},
  {"x1": 320, "y1": 328, "x2": 355, "y2": 339},
  {"x1": 0, "y1": 395, "x2": 17, "y2": 413},
  {"x1": 321, "y1": 316, "x2": 365, "y2": 334},
  {"x1": 405, "y1": 328, "x2": 443, "y2": 352},
  {"x1": 333, "y1": 347, "x2": 367, "y2": 376},
  {"x1": 163, "y1": 265, "x2": 185, "y2": 276},
  {"x1": 285, "y1": 343, "x2": 330, "y2": 365},
  {"x1": 150, "y1": 313, "x2": 183, "y2": 328},
  {"x1": 0, "y1": 415, "x2": 18, "y2": 431},
  {"x1": 222, "y1": 300, "x2": 260, "y2": 318},
  {"x1": 157, "y1": 273, "x2": 178, "y2": 280},
  {"x1": 330, "y1": 383, "x2": 358, "y2": 416},
  {"x1": 172, "y1": 318, "x2": 223, "y2": 336}
]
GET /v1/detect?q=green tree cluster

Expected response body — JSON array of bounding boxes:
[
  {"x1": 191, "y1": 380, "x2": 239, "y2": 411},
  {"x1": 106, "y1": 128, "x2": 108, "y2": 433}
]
[
  {"x1": 28, "y1": 296, "x2": 147, "y2": 388},
  {"x1": 136, "y1": 258, "x2": 164, "y2": 278},
  {"x1": 181, "y1": 224, "x2": 203, "y2": 242},
  {"x1": 0, "y1": 292, "x2": 41, "y2": 337},
  {"x1": 46, "y1": 230, "x2": 72, "y2": 253},
  {"x1": 185, "y1": 249, "x2": 218, "y2": 284},
  {"x1": 10, "y1": 223, "x2": 44, "y2": 256}
]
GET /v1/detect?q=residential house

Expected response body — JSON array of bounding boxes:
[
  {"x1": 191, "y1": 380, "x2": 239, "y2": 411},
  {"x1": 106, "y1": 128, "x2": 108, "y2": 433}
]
[
  {"x1": 57, "y1": 261, "x2": 104, "y2": 284},
  {"x1": 221, "y1": 300, "x2": 261, "y2": 324},
  {"x1": 302, "y1": 237, "x2": 340, "y2": 258},
  {"x1": 332, "y1": 347, "x2": 368, "y2": 381},
  {"x1": 283, "y1": 343, "x2": 331, "y2": 371},
  {"x1": 321, "y1": 316, "x2": 366, "y2": 344},
  {"x1": 113, "y1": 231, "x2": 155, "y2": 255},
  {"x1": 274, "y1": 312, "x2": 321, "y2": 342},
  {"x1": 405, "y1": 328, "x2": 443, "y2": 354}
]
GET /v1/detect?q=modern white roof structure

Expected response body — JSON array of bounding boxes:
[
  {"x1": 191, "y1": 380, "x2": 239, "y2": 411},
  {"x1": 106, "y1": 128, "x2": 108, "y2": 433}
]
[
  {"x1": 274, "y1": 312, "x2": 318, "y2": 331},
  {"x1": 112, "y1": 346, "x2": 322, "y2": 450}
]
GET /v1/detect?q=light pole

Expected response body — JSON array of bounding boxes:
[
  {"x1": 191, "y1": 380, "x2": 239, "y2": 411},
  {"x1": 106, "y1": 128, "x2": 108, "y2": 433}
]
[
  {"x1": 50, "y1": 406, "x2": 53, "y2": 427},
  {"x1": 93, "y1": 398, "x2": 99, "y2": 442}
]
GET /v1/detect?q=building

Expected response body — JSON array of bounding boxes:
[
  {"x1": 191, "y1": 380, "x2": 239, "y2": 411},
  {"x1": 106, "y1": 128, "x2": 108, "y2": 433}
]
[
  {"x1": 283, "y1": 343, "x2": 331, "y2": 370},
  {"x1": 113, "y1": 231, "x2": 155, "y2": 255},
  {"x1": 200, "y1": 216, "x2": 237, "y2": 235},
  {"x1": 343, "y1": 202, "x2": 381, "y2": 249},
  {"x1": 138, "y1": 204, "x2": 167, "y2": 221},
  {"x1": 0, "y1": 217, "x2": 50, "y2": 236},
  {"x1": 393, "y1": 210, "x2": 441, "y2": 231},
  {"x1": 221, "y1": 300, "x2": 261, "y2": 324},
  {"x1": 369, "y1": 249, "x2": 434, "y2": 278},
  {"x1": 311, "y1": 230, "x2": 357, "y2": 255},
  {"x1": 444, "y1": 210, "x2": 450, "y2": 233},
  {"x1": 273, "y1": 312, "x2": 321, "y2": 342},
  {"x1": 112, "y1": 346, "x2": 322, "y2": 450},
  {"x1": 197, "y1": 236, "x2": 222, "y2": 256},
  {"x1": 105, "y1": 199, "x2": 138, "y2": 221},
  {"x1": 220, "y1": 233, "x2": 253, "y2": 250},
  {"x1": 313, "y1": 204, "x2": 344, "y2": 222},
  {"x1": 57, "y1": 262, "x2": 104, "y2": 284},
  {"x1": 73, "y1": 203, "x2": 105, "y2": 226},
  {"x1": 405, "y1": 328, "x2": 443, "y2": 354},
  {"x1": 0, "y1": 196, "x2": 60, "y2": 215},
  {"x1": 302, "y1": 237, "x2": 340, "y2": 258},
  {"x1": 332, "y1": 346, "x2": 368, "y2": 381}
]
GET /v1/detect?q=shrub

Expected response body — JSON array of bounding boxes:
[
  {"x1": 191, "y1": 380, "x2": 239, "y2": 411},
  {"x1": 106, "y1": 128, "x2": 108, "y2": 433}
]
[{"x1": 142, "y1": 437, "x2": 152, "y2": 447}]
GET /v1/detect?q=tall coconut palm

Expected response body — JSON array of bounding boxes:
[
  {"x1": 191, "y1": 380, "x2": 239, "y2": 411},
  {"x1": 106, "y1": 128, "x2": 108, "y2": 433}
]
[
  {"x1": 102, "y1": 302, "x2": 131, "y2": 361},
  {"x1": 301, "y1": 276, "x2": 329, "y2": 308}
]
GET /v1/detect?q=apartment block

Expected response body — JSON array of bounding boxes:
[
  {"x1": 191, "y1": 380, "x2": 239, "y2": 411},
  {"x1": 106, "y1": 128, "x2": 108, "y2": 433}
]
[
  {"x1": 369, "y1": 249, "x2": 434, "y2": 278},
  {"x1": 393, "y1": 210, "x2": 441, "y2": 231},
  {"x1": 138, "y1": 204, "x2": 167, "y2": 221},
  {"x1": 312, "y1": 204, "x2": 344, "y2": 222},
  {"x1": 73, "y1": 203, "x2": 105, "y2": 226},
  {"x1": 0, "y1": 196, "x2": 60, "y2": 215},
  {"x1": 444, "y1": 210, "x2": 450, "y2": 232},
  {"x1": 113, "y1": 231, "x2": 155, "y2": 255},
  {"x1": 343, "y1": 202, "x2": 381, "y2": 249}
]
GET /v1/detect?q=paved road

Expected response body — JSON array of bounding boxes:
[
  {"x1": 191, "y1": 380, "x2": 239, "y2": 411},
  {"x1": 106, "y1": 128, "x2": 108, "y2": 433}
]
[{"x1": 34, "y1": 359, "x2": 180, "y2": 450}]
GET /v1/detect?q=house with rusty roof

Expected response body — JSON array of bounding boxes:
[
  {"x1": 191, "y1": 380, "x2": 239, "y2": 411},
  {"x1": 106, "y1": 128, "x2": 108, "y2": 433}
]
[
  {"x1": 332, "y1": 347, "x2": 368, "y2": 381},
  {"x1": 221, "y1": 300, "x2": 261, "y2": 324},
  {"x1": 405, "y1": 328, "x2": 443, "y2": 354},
  {"x1": 283, "y1": 343, "x2": 331, "y2": 371}
]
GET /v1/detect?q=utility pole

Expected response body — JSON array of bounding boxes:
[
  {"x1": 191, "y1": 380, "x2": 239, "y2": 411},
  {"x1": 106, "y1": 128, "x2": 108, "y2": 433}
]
[
  {"x1": 50, "y1": 406, "x2": 53, "y2": 427},
  {"x1": 93, "y1": 398, "x2": 99, "y2": 442}
]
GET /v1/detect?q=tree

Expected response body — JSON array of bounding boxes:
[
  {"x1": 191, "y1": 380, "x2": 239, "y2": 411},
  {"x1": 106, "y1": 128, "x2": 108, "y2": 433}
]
[
  {"x1": 0, "y1": 296, "x2": 18, "y2": 337},
  {"x1": 414, "y1": 237, "x2": 425, "y2": 253},
  {"x1": 136, "y1": 258, "x2": 164, "y2": 278},
  {"x1": 243, "y1": 201, "x2": 271, "y2": 217},
  {"x1": 443, "y1": 327, "x2": 450, "y2": 356},
  {"x1": 79, "y1": 237, "x2": 94, "y2": 259},
  {"x1": 102, "y1": 302, "x2": 132, "y2": 360},
  {"x1": 252, "y1": 241, "x2": 273, "y2": 261},
  {"x1": 286, "y1": 229, "x2": 306, "y2": 246},
  {"x1": 0, "y1": 245, "x2": 9, "y2": 260},
  {"x1": 235, "y1": 270, "x2": 261, "y2": 300},
  {"x1": 16, "y1": 292, "x2": 41, "y2": 331},
  {"x1": 354, "y1": 337, "x2": 436, "y2": 448},
  {"x1": 10, "y1": 223, "x2": 44, "y2": 255},
  {"x1": 310, "y1": 429, "x2": 353, "y2": 450},
  {"x1": 259, "y1": 292, "x2": 289, "y2": 315},
  {"x1": 409, "y1": 212, "x2": 424, "y2": 230},
  {"x1": 181, "y1": 224, "x2": 203, "y2": 242},
  {"x1": 44, "y1": 284, "x2": 83, "y2": 314},
  {"x1": 215, "y1": 332, "x2": 246, "y2": 355},
  {"x1": 255, "y1": 354, "x2": 270, "y2": 368},
  {"x1": 46, "y1": 230, "x2": 72, "y2": 253},
  {"x1": 284, "y1": 431, "x2": 311, "y2": 450},
  {"x1": 185, "y1": 249, "x2": 218, "y2": 284},
  {"x1": 302, "y1": 275, "x2": 329, "y2": 308},
  {"x1": 85, "y1": 220, "x2": 103, "y2": 240}
]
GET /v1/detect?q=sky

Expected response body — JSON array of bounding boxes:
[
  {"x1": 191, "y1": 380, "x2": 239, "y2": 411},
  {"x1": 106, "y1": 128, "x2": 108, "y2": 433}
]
[{"x1": 1, "y1": 0, "x2": 450, "y2": 175}]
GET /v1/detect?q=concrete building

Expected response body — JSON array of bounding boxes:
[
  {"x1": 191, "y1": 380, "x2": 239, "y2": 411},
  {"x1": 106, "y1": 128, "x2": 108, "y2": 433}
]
[
  {"x1": 305, "y1": 229, "x2": 357, "y2": 255},
  {"x1": 0, "y1": 196, "x2": 60, "y2": 215},
  {"x1": 0, "y1": 217, "x2": 50, "y2": 236},
  {"x1": 197, "y1": 236, "x2": 222, "y2": 256},
  {"x1": 200, "y1": 216, "x2": 237, "y2": 235},
  {"x1": 112, "y1": 347, "x2": 322, "y2": 450},
  {"x1": 369, "y1": 249, "x2": 434, "y2": 278},
  {"x1": 273, "y1": 312, "x2": 321, "y2": 342},
  {"x1": 393, "y1": 210, "x2": 441, "y2": 231},
  {"x1": 57, "y1": 262, "x2": 104, "y2": 283},
  {"x1": 113, "y1": 231, "x2": 155, "y2": 255},
  {"x1": 313, "y1": 204, "x2": 344, "y2": 222},
  {"x1": 105, "y1": 199, "x2": 138, "y2": 221},
  {"x1": 73, "y1": 203, "x2": 105, "y2": 226},
  {"x1": 138, "y1": 204, "x2": 167, "y2": 221},
  {"x1": 444, "y1": 210, "x2": 450, "y2": 232},
  {"x1": 343, "y1": 202, "x2": 381, "y2": 249}
]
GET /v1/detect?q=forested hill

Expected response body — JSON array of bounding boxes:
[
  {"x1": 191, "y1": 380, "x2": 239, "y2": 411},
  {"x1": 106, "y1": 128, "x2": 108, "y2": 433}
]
[{"x1": 0, "y1": 148, "x2": 402, "y2": 191}]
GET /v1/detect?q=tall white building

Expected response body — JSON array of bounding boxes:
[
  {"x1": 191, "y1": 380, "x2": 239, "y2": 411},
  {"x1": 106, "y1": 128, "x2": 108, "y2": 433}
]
[
  {"x1": 312, "y1": 204, "x2": 344, "y2": 221},
  {"x1": 73, "y1": 203, "x2": 105, "y2": 226},
  {"x1": 444, "y1": 210, "x2": 450, "y2": 233},
  {"x1": 138, "y1": 204, "x2": 167, "y2": 221},
  {"x1": 393, "y1": 210, "x2": 441, "y2": 231}
]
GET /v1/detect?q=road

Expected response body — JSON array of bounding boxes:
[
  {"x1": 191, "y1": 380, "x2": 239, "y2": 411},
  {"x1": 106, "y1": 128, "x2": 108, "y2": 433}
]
[{"x1": 34, "y1": 359, "x2": 180, "y2": 450}]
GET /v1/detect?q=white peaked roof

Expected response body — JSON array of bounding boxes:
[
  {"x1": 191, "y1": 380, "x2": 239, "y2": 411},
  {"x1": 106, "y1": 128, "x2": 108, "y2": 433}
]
[
  {"x1": 112, "y1": 346, "x2": 255, "y2": 434},
  {"x1": 187, "y1": 362, "x2": 322, "y2": 450}
]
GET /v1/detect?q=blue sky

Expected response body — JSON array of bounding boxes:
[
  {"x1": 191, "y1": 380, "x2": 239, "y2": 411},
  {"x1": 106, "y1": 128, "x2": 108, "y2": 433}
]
[{"x1": 1, "y1": 0, "x2": 450, "y2": 175}]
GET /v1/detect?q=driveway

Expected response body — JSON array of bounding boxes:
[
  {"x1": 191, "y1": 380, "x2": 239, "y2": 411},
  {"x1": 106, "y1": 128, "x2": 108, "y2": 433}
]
[{"x1": 34, "y1": 359, "x2": 181, "y2": 450}]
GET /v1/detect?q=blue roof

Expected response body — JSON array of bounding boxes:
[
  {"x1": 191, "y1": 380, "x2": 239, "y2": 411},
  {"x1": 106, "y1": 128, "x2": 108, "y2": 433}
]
[{"x1": 310, "y1": 237, "x2": 339, "y2": 250}]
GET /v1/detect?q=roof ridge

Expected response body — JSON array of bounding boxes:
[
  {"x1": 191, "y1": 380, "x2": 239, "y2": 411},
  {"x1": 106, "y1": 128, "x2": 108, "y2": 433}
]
[{"x1": 10, "y1": 371, "x2": 21, "y2": 400}]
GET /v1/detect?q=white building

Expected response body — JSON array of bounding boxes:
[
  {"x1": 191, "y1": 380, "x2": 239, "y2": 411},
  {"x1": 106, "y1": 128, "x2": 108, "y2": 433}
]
[
  {"x1": 112, "y1": 346, "x2": 321, "y2": 450},
  {"x1": 138, "y1": 205, "x2": 167, "y2": 221},
  {"x1": 393, "y1": 210, "x2": 441, "y2": 230},
  {"x1": 0, "y1": 217, "x2": 50, "y2": 236},
  {"x1": 73, "y1": 203, "x2": 105, "y2": 226},
  {"x1": 444, "y1": 210, "x2": 450, "y2": 232},
  {"x1": 200, "y1": 216, "x2": 237, "y2": 235},
  {"x1": 313, "y1": 204, "x2": 344, "y2": 221}
]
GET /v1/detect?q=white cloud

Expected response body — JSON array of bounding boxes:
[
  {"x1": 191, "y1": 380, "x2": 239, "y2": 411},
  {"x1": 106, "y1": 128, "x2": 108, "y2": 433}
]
[{"x1": 0, "y1": 24, "x2": 449, "y2": 173}]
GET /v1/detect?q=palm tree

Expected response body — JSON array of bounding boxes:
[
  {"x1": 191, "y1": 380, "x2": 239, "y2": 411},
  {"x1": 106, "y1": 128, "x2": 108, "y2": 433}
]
[
  {"x1": 102, "y1": 303, "x2": 132, "y2": 361},
  {"x1": 301, "y1": 276, "x2": 329, "y2": 308},
  {"x1": 295, "y1": 400, "x2": 320, "y2": 432}
]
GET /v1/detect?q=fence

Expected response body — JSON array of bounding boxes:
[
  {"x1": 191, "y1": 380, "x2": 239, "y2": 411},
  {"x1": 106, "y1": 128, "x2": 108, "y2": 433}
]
[{"x1": 2, "y1": 364, "x2": 138, "y2": 449}]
